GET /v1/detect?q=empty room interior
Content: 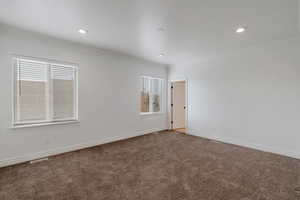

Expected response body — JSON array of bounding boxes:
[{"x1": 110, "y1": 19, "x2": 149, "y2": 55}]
[{"x1": 1, "y1": 0, "x2": 300, "y2": 199}]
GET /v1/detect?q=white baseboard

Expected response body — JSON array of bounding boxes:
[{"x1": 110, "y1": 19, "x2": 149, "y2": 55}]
[
  {"x1": 186, "y1": 128, "x2": 300, "y2": 160},
  {"x1": 3, "y1": 128, "x2": 297, "y2": 168},
  {"x1": 0, "y1": 128, "x2": 164, "y2": 168}
]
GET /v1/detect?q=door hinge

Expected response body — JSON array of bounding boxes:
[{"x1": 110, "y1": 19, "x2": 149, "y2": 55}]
[
  {"x1": 171, "y1": 86, "x2": 174, "y2": 89},
  {"x1": 171, "y1": 121, "x2": 174, "y2": 124},
  {"x1": 171, "y1": 104, "x2": 173, "y2": 107}
]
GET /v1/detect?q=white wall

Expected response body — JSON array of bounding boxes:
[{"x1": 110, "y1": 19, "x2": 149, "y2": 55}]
[
  {"x1": 169, "y1": 36, "x2": 300, "y2": 159},
  {"x1": 0, "y1": 24, "x2": 168, "y2": 167}
]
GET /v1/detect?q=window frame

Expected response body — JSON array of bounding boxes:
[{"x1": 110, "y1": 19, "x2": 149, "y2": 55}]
[
  {"x1": 140, "y1": 76, "x2": 164, "y2": 115},
  {"x1": 12, "y1": 56, "x2": 79, "y2": 128}
]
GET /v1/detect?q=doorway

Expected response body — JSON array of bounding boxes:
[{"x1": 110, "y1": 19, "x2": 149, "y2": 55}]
[{"x1": 171, "y1": 80, "x2": 187, "y2": 133}]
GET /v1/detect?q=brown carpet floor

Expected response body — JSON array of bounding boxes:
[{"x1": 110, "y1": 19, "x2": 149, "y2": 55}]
[{"x1": 0, "y1": 131, "x2": 300, "y2": 200}]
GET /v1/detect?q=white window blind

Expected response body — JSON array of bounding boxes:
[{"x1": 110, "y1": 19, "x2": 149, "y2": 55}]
[
  {"x1": 51, "y1": 65, "x2": 74, "y2": 80},
  {"x1": 13, "y1": 57, "x2": 78, "y2": 127},
  {"x1": 51, "y1": 65, "x2": 76, "y2": 120},
  {"x1": 17, "y1": 60, "x2": 47, "y2": 82}
]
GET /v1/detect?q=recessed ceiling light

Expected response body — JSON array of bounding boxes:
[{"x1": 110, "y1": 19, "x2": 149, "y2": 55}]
[
  {"x1": 159, "y1": 53, "x2": 165, "y2": 57},
  {"x1": 78, "y1": 29, "x2": 88, "y2": 34},
  {"x1": 157, "y1": 27, "x2": 165, "y2": 32},
  {"x1": 236, "y1": 27, "x2": 246, "y2": 33}
]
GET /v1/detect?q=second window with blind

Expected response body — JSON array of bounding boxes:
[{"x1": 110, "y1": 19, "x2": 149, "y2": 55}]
[
  {"x1": 140, "y1": 76, "x2": 163, "y2": 114},
  {"x1": 13, "y1": 57, "x2": 78, "y2": 127}
]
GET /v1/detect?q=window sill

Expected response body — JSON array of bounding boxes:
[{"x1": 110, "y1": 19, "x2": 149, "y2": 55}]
[
  {"x1": 140, "y1": 112, "x2": 165, "y2": 116},
  {"x1": 12, "y1": 120, "x2": 80, "y2": 129}
]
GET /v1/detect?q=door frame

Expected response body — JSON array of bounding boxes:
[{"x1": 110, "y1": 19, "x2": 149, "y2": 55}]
[{"x1": 168, "y1": 78, "x2": 188, "y2": 131}]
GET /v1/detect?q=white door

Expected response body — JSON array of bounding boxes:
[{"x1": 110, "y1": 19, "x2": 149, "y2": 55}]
[{"x1": 172, "y1": 81, "x2": 186, "y2": 129}]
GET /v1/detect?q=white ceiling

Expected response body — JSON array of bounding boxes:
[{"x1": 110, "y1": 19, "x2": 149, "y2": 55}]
[{"x1": 0, "y1": 0, "x2": 298, "y2": 65}]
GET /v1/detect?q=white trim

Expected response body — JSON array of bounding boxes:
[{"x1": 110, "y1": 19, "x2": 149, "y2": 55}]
[
  {"x1": 11, "y1": 54, "x2": 78, "y2": 68},
  {"x1": 169, "y1": 78, "x2": 188, "y2": 130},
  {"x1": 2, "y1": 127, "x2": 297, "y2": 168},
  {"x1": 11, "y1": 58, "x2": 17, "y2": 126},
  {"x1": 12, "y1": 120, "x2": 80, "y2": 129},
  {"x1": 74, "y1": 66, "x2": 79, "y2": 120},
  {"x1": 11, "y1": 56, "x2": 79, "y2": 128},
  {"x1": 140, "y1": 76, "x2": 165, "y2": 114},
  {"x1": 186, "y1": 128, "x2": 300, "y2": 160},
  {"x1": 140, "y1": 112, "x2": 165, "y2": 116},
  {"x1": 140, "y1": 75, "x2": 164, "y2": 81},
  {"x1": 0, "y1": 128, "x2": 165, "y2": 168},
  {"x1": 30, "y1": 158, "x2": 49, "y2": 164}
]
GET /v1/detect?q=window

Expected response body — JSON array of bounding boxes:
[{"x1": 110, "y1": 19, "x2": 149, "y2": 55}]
[
  {"x1": 13, "y1": 57, "x2": 78, "y2": 127},
  {"x1": 140, "y1": 76, "x2": 163, "y2": 114}
]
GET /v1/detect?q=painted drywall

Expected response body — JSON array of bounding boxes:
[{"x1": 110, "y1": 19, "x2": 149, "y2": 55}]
[
  {"x1": 169, "y1": 36, "x2": 300, "y2": 159},
  {"x1": 0, "y1": 24, "x2": 168, "y2": 167}
]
